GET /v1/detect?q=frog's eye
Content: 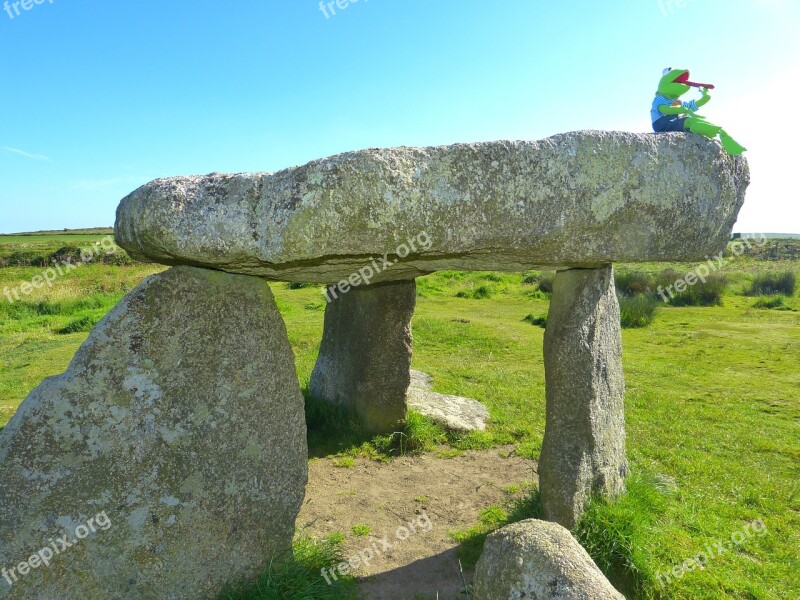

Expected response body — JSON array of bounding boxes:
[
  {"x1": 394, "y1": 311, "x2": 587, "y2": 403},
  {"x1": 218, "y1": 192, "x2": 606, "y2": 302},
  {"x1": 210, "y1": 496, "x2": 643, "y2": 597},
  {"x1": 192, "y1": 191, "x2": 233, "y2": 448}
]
[{"x1": 662, "y1": 67, "x2": 672, "y2": 76}]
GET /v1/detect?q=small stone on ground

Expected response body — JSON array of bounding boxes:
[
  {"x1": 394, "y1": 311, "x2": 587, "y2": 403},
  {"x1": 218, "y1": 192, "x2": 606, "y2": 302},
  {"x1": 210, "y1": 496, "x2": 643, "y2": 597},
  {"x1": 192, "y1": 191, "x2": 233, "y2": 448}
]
[{"x1": 407, "y1": 370, "x2": 490, "y2": 432}]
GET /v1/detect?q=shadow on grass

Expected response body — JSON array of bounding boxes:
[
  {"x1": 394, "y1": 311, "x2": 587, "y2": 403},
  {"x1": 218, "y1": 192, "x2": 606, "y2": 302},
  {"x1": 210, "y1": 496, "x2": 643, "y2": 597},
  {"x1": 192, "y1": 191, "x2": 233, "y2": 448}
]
[
  {"x1": 304, "y1": 388, "x2": 476, "y2": 460},
  {"x1": 451, "y1": 487, "x2": 544, "y2": 569}
]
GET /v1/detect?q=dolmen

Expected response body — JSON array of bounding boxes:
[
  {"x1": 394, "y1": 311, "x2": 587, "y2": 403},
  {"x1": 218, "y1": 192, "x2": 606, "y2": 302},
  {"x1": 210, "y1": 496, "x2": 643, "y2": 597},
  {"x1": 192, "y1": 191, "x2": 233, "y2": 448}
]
[{"x1": 0, "y1": 131, "x2": 748, "y2": 598}]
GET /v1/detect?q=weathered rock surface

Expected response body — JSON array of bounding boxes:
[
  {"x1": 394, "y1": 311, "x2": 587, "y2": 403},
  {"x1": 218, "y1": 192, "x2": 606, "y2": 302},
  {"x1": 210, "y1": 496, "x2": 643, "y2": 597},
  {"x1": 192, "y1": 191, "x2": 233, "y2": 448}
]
[
  {"x1": 0, "y1": 267, "x2": 308, "y2": 599},
  {"x1": 115, "y1": 132, "x2": 749, "y2": 282},
  {"x1": 539, "y1": 266, "x2": 627, "y2": 529},
  {"x1": 473, "y1": 519, "x2": 624, "y2": 600},
  {"x1": 311, "y1": 280, "x2": 415, "y2": 433},
  {"x1": 407, "y1": 370, "x2": 489, "y2": 432}
]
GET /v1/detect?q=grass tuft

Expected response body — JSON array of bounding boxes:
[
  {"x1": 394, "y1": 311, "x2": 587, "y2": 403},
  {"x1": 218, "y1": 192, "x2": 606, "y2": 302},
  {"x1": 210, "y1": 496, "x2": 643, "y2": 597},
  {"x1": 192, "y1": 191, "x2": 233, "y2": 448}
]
[
  {"x1": 351, "y1": 524, "x2": 372, "y2": 537},
  {"x1": 573, "y1": 473, "x2": 672, "y2": 598},
  {"x1": 618, "y1": 294, "x2": 658, "y2": 328},
  {"x1": 456, "y1": 284, "x2": 494, "y2": 299},
  {"x1": 752, "y1": 295, "x2": 793, "y2": 310},
  {"x1": 615, "y1": 271, "x2": 654, "y2": 296},
  {"x1": 522, "y1": 314, "x2": 547, "y2": 328},
  {"x1": 655, "y1": 271, "x2": 727, "y2": 307},
  {"x1": 55, "y1": 315, "x2": 99, "y2": 335},
  {"x1": 748, "y1": 271, "x2": 796, "y2": 296},
  {"x1": 217, "y1": 537, "x2": 357, "y2": 600},
  {"x1": 305, "y1": 392, "x2": 453, "y2": 459},
  {"x1": 451, "y1": 488, "x2": 543, "y2": 569}
]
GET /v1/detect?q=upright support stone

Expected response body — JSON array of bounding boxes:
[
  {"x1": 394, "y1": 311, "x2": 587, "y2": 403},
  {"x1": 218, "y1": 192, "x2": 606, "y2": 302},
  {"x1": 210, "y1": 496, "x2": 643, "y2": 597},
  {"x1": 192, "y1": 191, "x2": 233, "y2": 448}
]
[
  {"x1": 0, "y1": 267, "x2": 308, "y2": 600},
  {"x1": 311, "y1": 280, "x2": 416, "y2": 433},
  {"x1": 539, "y1": 266, "x2": 627, "y2": 528}
]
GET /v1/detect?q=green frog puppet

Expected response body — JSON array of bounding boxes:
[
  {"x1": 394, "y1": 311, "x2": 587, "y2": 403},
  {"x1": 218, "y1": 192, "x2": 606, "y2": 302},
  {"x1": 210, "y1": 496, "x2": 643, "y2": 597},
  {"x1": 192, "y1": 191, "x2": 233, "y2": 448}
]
[{"x1": 652, "y1": 68, "x2": 746, "y2": 156}]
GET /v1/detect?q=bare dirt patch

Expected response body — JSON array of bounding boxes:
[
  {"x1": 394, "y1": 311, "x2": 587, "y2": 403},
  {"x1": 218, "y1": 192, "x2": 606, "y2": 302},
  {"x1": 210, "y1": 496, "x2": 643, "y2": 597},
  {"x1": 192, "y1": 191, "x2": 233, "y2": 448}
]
[{"x1": 297, "y1": 448, "x2": 538, "y2": 600}]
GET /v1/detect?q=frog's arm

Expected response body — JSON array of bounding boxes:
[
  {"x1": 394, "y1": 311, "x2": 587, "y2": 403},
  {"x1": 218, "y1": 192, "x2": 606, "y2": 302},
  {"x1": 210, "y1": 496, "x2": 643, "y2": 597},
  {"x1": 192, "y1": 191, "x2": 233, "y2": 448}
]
[
  {"x1": 695, "y1": 87, "x2": 711, "y2": 109},
  {"x1": 659, "y1": 104, "x2": 694, "y2": 116}
]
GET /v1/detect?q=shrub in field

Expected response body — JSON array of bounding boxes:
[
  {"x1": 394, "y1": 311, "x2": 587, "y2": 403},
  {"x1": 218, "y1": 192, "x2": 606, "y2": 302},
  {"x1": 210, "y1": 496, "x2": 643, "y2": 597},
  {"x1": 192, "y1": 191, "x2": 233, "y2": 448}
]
[
  {"x1": 55, "y1": 315, "x2": 99, "y2": 335},
  {"x1": 286, "y1": 282, "x2": 316, "y2": 290},
  {"x1": 520, "y1": 271, "x2": 555, "y2": 293},
  {"x1": 655, "y1": 271, "x2": 727, "y2": 307},
  {"x1": 615, "y1": 271, "x2": 654, "y2": 297},
  {"x1": 456, "y1": 284, "x2": 494, "y2": 299},
  {"x1": 536, "y1": 272, "x2": 555, "y2": 294},
  {"x1": 102, "y1": 250, "x2": 135, "y2": 266},
  {"x1": 748, "y1": 271, "x2": 796, "y2": 297},
  {"x1": 4, "y1": 250, "x2": 52, "y2": 267},
  {"x1": 752, "y1": 295, "x2": 792, "y2": 310},
  {"x1": 619, "y1": 294, "x2": 658, "y2": 328},
  {"x1": 523, "y1": 314, "x2": 547, "y2": 328},
  {"x1": 50, "y1": 245, "x2": 84, "y2": 265}
]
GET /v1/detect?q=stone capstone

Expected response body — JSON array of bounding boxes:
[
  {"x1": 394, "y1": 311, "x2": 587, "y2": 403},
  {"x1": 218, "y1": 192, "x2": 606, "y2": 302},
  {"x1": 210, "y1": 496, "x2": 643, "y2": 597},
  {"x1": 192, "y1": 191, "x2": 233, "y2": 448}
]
[{"x1": 115, "y1": 132, "x2": 749, "y2": 283}]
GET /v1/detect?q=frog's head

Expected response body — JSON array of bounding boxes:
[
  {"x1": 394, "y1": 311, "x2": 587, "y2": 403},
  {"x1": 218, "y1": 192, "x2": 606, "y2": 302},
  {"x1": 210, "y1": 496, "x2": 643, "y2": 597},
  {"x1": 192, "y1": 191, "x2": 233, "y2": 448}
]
[{"x1": 658, "y1": 68, "x2": 692, "y2": 99}]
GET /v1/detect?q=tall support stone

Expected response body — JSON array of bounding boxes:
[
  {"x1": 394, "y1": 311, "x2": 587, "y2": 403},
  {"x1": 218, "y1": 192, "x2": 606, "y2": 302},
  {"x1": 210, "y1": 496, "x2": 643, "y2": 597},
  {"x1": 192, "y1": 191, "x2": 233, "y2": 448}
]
[
  {"x1": 539, "y1": 266, "x2": 627, "y2": 528},
  {"x1": 0, "y1": 267, "x2": 308, "y2": 600},
  {"x1": 311, "y1": 280, "x2": 416, "y2": 433}
]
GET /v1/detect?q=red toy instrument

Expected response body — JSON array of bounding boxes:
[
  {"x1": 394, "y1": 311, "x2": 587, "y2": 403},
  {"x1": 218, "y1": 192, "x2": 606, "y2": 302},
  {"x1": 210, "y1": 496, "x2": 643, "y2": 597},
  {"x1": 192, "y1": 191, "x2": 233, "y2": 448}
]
[{"x1": 674, "y1": 71, "x2": 715, "y2": 89}]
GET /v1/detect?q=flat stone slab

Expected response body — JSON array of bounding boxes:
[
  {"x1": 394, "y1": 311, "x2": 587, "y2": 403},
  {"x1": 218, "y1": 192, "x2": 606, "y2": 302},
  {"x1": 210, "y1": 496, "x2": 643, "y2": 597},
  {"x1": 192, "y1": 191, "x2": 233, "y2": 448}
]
[
  {"x1": 407, "y1": 370, "x2": 489, "y2": 432},
  {"x1": 115, "y1": 131, "x2": 749, "y2": 283}
]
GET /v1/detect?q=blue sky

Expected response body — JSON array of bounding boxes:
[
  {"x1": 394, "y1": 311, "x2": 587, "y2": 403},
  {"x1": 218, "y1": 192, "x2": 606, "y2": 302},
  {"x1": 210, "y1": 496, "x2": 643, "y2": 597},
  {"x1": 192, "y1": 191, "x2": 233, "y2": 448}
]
[{"x1": 1, "y1": 0, "x2": 798, "y2": 234}]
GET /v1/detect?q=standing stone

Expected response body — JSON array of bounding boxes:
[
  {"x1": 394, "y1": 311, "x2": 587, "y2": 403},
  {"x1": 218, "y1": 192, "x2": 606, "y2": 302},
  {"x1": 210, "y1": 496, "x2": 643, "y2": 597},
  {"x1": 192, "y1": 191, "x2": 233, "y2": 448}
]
[
  {"x1": 539, "y1": 266, "x2": 627, "y2": 529},
  {"x1": 0, "y1": 267, "x2": 308, "y2": 600},
  {"x1": 473, "y1": 519, "x2": 624, "y2": 600},
  {"x1": 311, "y1": 280, "x2": 415, "y2": 433}
]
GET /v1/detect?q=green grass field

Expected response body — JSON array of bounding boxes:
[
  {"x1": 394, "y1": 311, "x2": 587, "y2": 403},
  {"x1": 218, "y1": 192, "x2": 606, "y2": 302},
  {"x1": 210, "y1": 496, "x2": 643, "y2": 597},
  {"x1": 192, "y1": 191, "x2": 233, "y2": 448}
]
[{"x1": 0, "y1": 233, "x2": 798, "y2": 599}]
